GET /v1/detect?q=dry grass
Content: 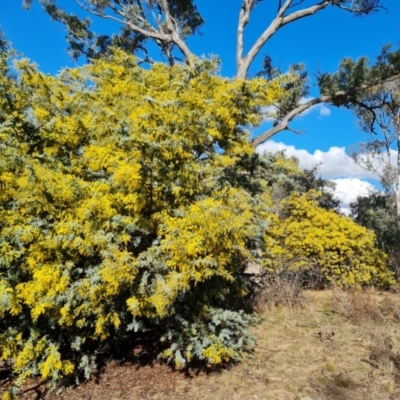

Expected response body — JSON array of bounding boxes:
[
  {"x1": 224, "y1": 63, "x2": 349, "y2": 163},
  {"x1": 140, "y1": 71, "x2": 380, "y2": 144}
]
[{"x1": 4, "y1": 288, "x2": 400, "y2": 400}]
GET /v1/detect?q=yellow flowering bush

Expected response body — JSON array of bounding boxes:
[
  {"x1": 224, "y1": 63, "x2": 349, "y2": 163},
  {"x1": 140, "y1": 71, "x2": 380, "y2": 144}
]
[
  {"x1": 0, "y1": 48, "x2": 285, "y2": 394},
  {"x1": 266, "y1": 191, "x2": 394, "y2": 287}
]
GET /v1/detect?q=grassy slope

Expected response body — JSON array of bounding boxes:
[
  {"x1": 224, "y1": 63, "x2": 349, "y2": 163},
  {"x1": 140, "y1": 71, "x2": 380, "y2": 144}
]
[{"x1": 3, "y1": 288, "x2": 400, "y2": 400}]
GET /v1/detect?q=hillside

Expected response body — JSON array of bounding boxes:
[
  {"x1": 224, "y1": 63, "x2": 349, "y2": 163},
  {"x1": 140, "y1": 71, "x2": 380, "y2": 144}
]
[{"x1": 4, "y1": 288, "x2": 400, "y2": 400}]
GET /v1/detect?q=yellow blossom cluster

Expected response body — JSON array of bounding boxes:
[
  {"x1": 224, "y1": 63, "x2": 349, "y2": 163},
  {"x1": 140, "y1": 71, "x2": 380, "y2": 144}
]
[
  {"x1": 0, "y1": 49, "x2": 286, "y2": 392},
  {"x1": 266, "y1": 191, "x2": 394, "y2": 287}
]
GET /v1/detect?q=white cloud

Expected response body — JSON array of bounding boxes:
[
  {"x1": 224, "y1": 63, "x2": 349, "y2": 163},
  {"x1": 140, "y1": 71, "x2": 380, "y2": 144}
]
[
  {"x1": 256, "y1": 141, "x2": 381, "y2": 214},
  {"x1": 318, "y1": 105, "x2": 331, "y2": 117},
  {"x1": 261, "y1": 96, "x2": 331, "y2": 121},
  {"x1": 257, "y1": 140, "x2": 379, "y2": 180},
  {"x1": 261, "y1": 105, "x2": 277, "y2": 121},
  {"x1": 328, "y1": 178, "x2": 375, "y2": 215},
  {"x1": 298, "y1": 96, "x2": 331, "y2": 118},
  {"x1": 353, "y1": 147, "x2": 398, "y2": 179}
]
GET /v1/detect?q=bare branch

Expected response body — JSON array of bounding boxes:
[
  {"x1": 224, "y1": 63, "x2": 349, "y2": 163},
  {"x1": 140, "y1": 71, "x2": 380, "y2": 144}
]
[
  {"x1": 281, "y1": 1, "x2": 331, "y2": 25},
  {"x1": 353, "y1": 149, "x2": 389, "y2": 186},
  {"x1": 278, "y1": 0, "x2": 294, "y2": 17},
  {"x1": 20, "y1": 379, "x2": 51, "y2": 396},
  {"x1": 286, "y1": 125, "x2": 305, "y2": 135},
  {"x1": 252, "y1": 96, "x2": 331, "y2": 147},
  {"x1": 361, "y1": 358, "x2": 383, "y2": 370},
  {"x1": 74, "y1": 0, "x2": 194, "y2": 67},
  {"x1": 74, "y1": 0, "x2": 166, "y2": 40},
  {"x1": 104, "y1": 1, "x2": 125, "y2": 18},
  {"x1": 150, "y1": 6, "x2": 164, "y2": 33},
  {"x1": 288, "y1": 0, "x2": 306, "y2": 9},
  {"x1": 237, "y1": 0, "x2": 254, "y2": 74},
  {"x1": 94, "y1": 12, "x2": 168, "y2": 41},
  {"x1": 159, "y1": 0, "x2": 195, "y2": 67},
  {"x1": 252, "y1": 73, "x2": 400, "y2": 147},
  {"x1": 236, "y1": 0, "x2": 331, "y2": 78}
]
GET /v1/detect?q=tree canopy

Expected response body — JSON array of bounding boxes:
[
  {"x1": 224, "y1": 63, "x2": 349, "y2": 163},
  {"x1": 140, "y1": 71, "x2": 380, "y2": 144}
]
[{"x1": 23, "y1": 0, "x2": 400, "y2": 146}]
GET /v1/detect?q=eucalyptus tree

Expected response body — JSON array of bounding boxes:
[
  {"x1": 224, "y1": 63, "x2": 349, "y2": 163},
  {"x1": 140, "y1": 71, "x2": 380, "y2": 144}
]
[
  {"x1": 336, "y1": 47, "x2": 400, "y2": 271},
  {"x1": 336, "y1": 47, "x2": 400, "y2": 219},
  {"x1": 23, "y1": 0, "x2": 400, "y2": 146},
  {"x1": 350, "y1": 192, "x2": 400, "y2": 267}
]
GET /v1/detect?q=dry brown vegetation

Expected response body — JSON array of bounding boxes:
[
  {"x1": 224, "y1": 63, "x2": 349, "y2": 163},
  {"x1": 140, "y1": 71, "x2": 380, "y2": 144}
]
[{"x1": 3, "y1": 286, "x2": 400, "y2": 400}]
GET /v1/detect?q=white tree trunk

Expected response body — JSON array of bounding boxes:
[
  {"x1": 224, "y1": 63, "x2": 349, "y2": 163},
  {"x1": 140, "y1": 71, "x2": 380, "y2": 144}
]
[
  {"x1": 396, "y1": 115, "x2": 400, "y2": 222},
  {"x1": 236, "y1": 0, "x2": 330, "y2": 79}
]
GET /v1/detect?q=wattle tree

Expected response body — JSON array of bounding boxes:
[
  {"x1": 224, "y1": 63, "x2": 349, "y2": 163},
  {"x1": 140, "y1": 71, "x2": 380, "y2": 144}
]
[{"x1": 0, "y1": 48, "x2": 287, "y2": 395}]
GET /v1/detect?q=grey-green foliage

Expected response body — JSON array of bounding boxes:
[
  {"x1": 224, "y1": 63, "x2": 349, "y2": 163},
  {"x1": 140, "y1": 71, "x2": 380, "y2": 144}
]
[
  {"x1": 23, "y1": 0, "x2": 203, "y2": 62},
  {"x1": 159, "y1": 307, "x2": 259, "y2": 367},
  {"x1": 318, "y1": 44, "x2": 400, "y2": 106},
  {"x1": 343, "y1": 49, "x2": 400, "y2": 193},
  {"x1": 328, "y1": 45, "x2": 400, "y2": 218},
  {"x1": 259, "y1": 151, "x2": 340, "y2": 212},
  {"x1": 257, "y1": 56, "x2": 309, "y2": 121},
  {"x1": 350, "y1": 192, "x2": 400, "y2": 270}
]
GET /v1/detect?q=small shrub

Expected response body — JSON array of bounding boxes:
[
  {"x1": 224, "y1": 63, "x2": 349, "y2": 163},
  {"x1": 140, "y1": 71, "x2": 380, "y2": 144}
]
[
  {"x1": 159, "y1": 308, "x2": 259, "y2": 368},
  {"x1": 330, "y1": 287, "x2": 383, "y2": 324},
  {"x1": 363, "y1": 333, "x2": 400, "y2": 389},
  {"x1": 249, "y1": 273, "x2": 307, "y2": 311},
  {"x1": 330, "y1": 286, "x2": 400, "y2": 324}
]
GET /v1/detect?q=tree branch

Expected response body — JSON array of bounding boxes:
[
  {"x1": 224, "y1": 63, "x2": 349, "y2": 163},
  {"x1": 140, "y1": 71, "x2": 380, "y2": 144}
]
[
  {"x1": 361, "y1": 358, "x2": 382, "y2": 370},
  {"x1": 281, "y1": 0, "x2": 330, "y2": 24},
  {"x1": 278, "y1": 0, "x2": 294, "y2": 17},
  {"x1": 252, "y1": 72, "x2": 400, "y2": 147},
  {"x1": 75, "y1": 0, "x2": 168, "y2": 42},
  {"x1": 159, "y1": 0, "x2": 195, "y2": 67},
  {"x1": 236, "y1": 0, "x2": 330, "y2": 78},
  {"x1": 237, "y1": 0, "x2": 254, "y2": 75},
  {"x1": 74, "y1": 0, "x2": 194, "y2": 67}
]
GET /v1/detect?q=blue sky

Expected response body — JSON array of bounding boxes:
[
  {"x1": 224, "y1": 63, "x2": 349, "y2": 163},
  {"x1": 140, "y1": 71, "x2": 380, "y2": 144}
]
[{"x1": 1, "y1": 0, "x2": 400, "y2": 210}]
